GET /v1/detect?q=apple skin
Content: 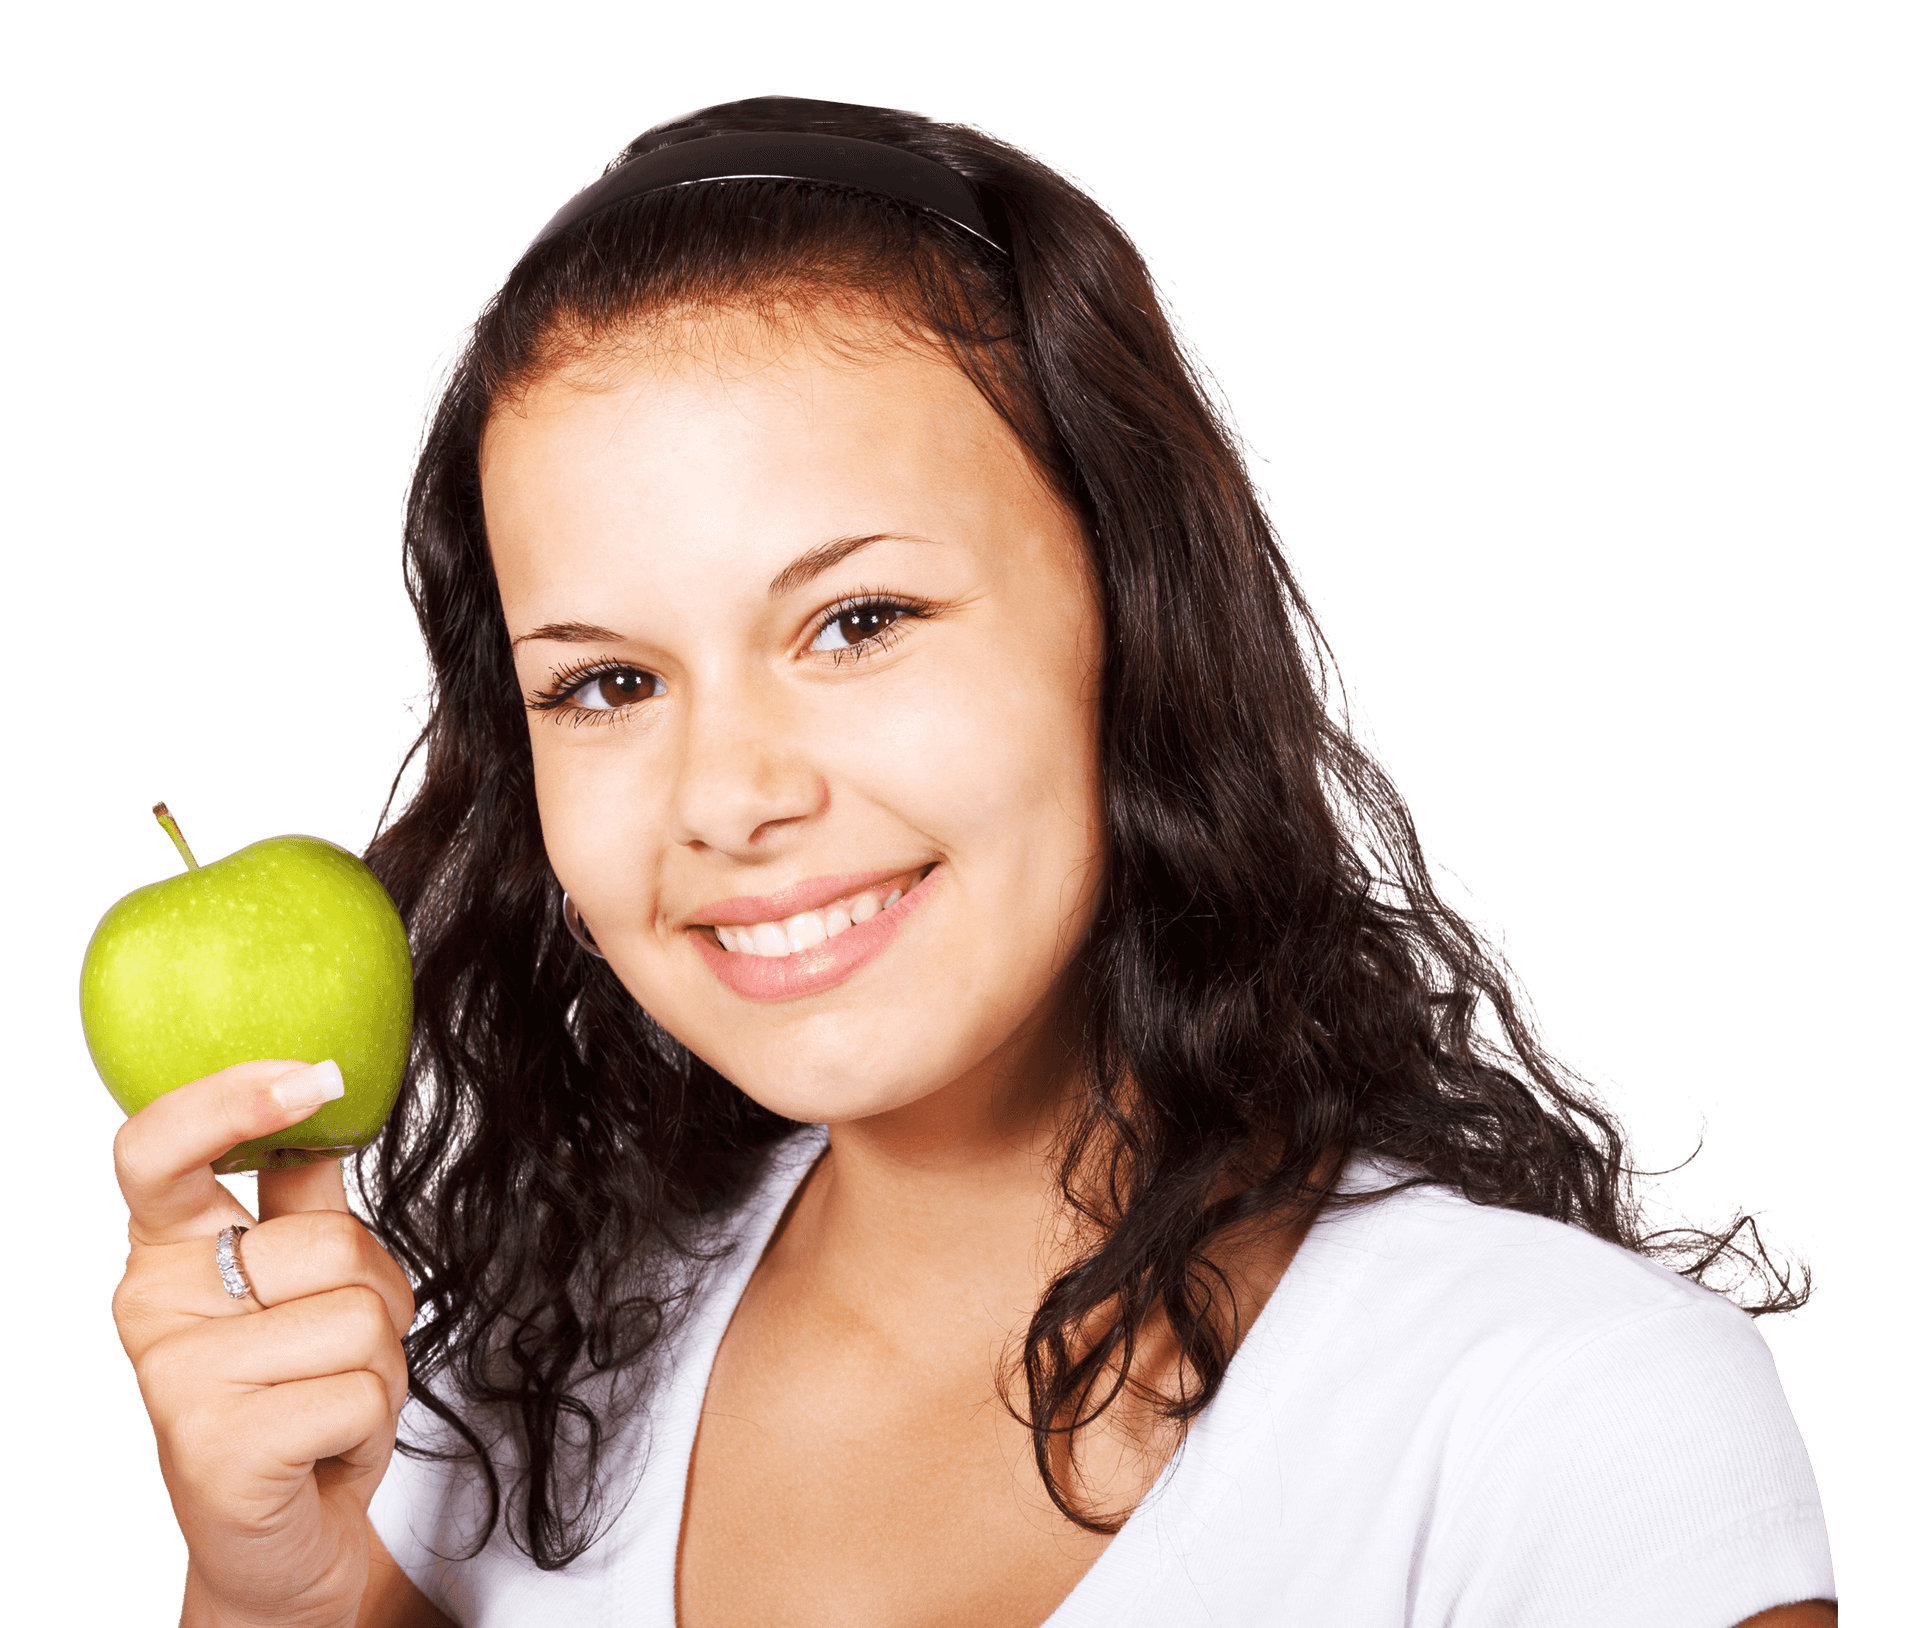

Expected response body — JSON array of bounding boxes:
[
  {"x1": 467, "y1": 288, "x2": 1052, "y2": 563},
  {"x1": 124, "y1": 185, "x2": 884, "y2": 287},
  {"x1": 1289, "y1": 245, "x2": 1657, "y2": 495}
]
[{"x1": 80, "y1": 835, "x2": 413, "y2": 1174}]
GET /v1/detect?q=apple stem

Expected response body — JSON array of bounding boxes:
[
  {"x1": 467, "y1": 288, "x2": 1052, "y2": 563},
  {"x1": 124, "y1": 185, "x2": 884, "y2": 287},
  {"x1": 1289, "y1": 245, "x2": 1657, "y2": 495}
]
[{"x1": 152, "y1": 802, "x2": 200, "y2": 871}]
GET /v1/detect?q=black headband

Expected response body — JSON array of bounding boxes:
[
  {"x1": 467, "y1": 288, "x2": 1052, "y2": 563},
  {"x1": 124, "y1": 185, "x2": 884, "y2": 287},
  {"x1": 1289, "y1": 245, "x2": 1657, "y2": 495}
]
[{"x1": 530, "y1": 130, "x2": 1005, "y2": 253}]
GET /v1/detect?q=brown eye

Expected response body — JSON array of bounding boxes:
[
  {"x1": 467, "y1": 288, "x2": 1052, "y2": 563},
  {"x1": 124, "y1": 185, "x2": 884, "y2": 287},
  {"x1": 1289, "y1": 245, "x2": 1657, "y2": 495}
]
[
  {"x1": 577, "y1": 669, "x2": 659, "y2": 711},
  {"x1": 813, "y1": 602, "x2": 905, "y2": 654}
]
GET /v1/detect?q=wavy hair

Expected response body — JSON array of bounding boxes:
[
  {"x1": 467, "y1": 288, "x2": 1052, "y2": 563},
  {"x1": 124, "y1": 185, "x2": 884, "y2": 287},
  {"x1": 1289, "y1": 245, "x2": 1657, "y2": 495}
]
[{"x1": 359, "y1": 95, "x2": 1805, "y2": 1567}]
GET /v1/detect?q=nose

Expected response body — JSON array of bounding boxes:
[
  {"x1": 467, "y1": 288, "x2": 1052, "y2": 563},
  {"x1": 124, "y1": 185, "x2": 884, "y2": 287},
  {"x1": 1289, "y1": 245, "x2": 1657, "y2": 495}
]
[{"x1": 667, "y1": 679, "x2": 827, "y2": 854}]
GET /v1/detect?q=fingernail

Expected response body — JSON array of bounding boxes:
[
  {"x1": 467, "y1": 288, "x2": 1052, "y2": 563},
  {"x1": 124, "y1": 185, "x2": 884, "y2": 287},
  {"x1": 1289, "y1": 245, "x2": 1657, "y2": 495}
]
[{"x1": 271, "y1": 1060, "x2": 346, "y2": 1113}]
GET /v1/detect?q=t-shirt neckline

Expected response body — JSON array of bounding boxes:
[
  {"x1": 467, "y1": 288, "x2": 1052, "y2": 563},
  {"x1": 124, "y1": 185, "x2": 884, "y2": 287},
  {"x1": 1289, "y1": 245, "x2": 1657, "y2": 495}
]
[{"x1": 652, "y1": 1127, "x2": 1376, "y2": 1626}]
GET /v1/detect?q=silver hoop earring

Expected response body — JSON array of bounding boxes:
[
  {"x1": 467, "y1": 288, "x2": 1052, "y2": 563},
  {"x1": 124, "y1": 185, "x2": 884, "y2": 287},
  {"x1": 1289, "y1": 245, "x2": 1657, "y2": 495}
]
[{"x1": 562, "y1": 892, "x2": 605, "y2": 959}]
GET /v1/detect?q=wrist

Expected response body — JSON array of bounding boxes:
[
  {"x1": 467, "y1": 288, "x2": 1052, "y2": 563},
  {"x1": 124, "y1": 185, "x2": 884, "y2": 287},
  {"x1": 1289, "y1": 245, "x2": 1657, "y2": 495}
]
[{"x1": 181, "y1": 1567, "x2": 358, "y2": 1628}]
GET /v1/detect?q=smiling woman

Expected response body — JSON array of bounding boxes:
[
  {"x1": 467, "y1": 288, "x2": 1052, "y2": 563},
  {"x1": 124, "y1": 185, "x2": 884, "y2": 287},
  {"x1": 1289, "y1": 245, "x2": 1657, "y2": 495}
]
[
  {"x1": 484, "y1": 316, "x2": 1101, "y2": 1110},
  {"x1": 105, "y1": 96, "x2": 1836, "y2": 1628}
]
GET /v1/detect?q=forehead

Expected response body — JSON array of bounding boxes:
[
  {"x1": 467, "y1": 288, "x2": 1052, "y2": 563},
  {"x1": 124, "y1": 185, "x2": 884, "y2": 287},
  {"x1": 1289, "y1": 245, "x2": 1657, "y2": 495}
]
[
  {"x1": 480, "y1": 305, "x2": 1021, "y2": 483},
  {"x1": 479, "y1": 309, "x2": 1050, "y2": 578}
]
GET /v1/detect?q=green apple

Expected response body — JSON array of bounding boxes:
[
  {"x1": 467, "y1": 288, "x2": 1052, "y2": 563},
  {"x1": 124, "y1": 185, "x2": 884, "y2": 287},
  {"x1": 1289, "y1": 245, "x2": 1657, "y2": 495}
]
[{"x1": 80, "y1": 804, "x2": 413, "y2": 1174}]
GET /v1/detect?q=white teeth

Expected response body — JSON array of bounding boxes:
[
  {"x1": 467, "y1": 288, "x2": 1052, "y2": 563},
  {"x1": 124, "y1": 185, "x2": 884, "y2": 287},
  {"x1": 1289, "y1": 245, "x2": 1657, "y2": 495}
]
[{"x1": 712, "y1": 876, "x2": 918, "y2": 956}]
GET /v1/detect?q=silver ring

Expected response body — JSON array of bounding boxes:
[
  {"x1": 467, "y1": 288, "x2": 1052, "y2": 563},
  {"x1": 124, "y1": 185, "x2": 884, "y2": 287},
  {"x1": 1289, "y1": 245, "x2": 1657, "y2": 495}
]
[{"x1": 215, "y1": 1224, "x2": 256, "y2": 1302}]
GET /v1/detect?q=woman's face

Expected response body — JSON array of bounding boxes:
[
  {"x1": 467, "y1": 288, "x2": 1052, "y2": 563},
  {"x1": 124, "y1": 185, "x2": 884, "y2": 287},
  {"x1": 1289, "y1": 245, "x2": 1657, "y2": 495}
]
[{"x1": 482, "y1": 310, "x2": 1105, "y2": 1126}]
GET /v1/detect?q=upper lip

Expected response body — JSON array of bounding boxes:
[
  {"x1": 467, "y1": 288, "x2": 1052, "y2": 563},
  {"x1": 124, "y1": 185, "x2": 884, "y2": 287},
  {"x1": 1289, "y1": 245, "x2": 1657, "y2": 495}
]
[{"x1": 689, "y1": 866, "x2": 931, "y2": 927}]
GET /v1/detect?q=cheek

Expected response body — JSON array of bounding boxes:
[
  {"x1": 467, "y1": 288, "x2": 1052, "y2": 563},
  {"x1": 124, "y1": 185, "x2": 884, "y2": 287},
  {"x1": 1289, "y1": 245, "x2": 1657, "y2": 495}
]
[
  {"x1": 827, "y1": 621, "x2": 1105, "y2": 930},
  {"x1": 526, "y1": 727, "x2": 670, "y2": 927}
]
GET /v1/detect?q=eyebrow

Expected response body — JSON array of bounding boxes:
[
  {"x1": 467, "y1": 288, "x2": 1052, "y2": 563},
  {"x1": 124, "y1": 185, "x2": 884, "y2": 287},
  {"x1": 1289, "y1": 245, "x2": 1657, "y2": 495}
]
[
  {"x1": 510, "y1": 621, "x2": 624, "y2": 650},
  {"x1": 767, "y1": 532, "x2": 938, "y2": 598},
  {"x1": 510, "y1": 534, "x2": 941, "y2": 648}
]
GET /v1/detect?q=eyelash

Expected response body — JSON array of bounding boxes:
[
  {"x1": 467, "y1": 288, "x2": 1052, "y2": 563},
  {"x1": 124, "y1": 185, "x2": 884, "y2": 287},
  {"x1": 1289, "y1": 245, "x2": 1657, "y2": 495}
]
[
  {"x1": 522, "y1": 592, "x2": 935, "y2": 723},
  {"x1": 812, "y1": 591, "x2": 934, "y2": 667}
]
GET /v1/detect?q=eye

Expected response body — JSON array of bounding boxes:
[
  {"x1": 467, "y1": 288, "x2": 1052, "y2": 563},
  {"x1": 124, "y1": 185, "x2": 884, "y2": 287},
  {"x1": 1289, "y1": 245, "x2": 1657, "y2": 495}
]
[
  {"x1": 811, "y1": 600, "x2": 910, "y2": 655},
  {"x1": 527, "y1": 660, "x2": 666, "y2": 719},
  {"x1": 574, "y1": 668, "x2": 662, "y2": 710}
]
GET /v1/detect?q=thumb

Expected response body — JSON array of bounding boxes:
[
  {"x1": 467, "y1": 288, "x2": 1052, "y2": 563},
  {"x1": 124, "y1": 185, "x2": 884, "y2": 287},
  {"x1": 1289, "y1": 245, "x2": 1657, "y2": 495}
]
[{"x1": 258, "y1": 1150, "x2": 351, "y2": 1220}]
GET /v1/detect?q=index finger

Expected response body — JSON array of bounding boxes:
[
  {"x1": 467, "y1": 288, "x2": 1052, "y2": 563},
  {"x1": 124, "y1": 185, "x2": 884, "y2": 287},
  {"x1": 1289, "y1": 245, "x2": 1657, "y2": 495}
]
[{"x1": 113, "y1": 1059, "x2": 345, "y2": 1244}]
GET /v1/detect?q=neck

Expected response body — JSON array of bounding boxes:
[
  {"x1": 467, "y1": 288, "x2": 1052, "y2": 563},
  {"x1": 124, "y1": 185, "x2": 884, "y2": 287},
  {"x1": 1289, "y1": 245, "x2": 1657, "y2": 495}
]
[{"x1": 800, "y1": 1005, "x2": 1086, "y2": 1326}]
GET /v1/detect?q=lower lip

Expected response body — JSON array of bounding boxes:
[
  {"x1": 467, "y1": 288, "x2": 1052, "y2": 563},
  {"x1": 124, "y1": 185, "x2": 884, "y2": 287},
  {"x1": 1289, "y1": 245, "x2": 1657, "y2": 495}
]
[{"x1": 691, "y1": 865, "x2": 942, "y2": 1003}]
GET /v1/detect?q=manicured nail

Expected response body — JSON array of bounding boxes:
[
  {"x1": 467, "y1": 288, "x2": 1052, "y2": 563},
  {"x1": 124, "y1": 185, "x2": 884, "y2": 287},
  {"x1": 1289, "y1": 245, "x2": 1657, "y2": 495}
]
[{"x1": 270, "y1": 1060, "x2": 345, "y2": 1113}]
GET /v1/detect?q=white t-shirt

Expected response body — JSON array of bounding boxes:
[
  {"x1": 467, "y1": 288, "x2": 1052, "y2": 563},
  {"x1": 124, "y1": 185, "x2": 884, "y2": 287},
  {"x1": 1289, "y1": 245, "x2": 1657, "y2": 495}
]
[{"x1": 370, "y1": 1127, "x2": 1833, "y2": 1625}]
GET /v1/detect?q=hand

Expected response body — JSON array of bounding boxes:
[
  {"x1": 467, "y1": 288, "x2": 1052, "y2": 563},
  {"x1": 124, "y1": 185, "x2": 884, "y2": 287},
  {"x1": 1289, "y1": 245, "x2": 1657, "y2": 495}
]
[{"x1": 111, "y1": 1060, "x2": 414, "y2": 1628}]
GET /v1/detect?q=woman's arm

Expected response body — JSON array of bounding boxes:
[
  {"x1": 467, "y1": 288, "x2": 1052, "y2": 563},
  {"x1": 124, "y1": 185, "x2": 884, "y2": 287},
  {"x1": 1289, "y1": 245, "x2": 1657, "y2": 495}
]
[
  {"x1": 356, "y1": 1525, "x2": 454, "y2": 1628},
  {"x1": 1735, "y1": 1606, "x2": 1838, "y2": 1627}
]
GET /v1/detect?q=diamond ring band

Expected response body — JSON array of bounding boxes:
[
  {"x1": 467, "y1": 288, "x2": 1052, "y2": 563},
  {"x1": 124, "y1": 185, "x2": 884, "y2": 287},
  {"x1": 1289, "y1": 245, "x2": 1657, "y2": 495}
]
[{"x1": 216, "y1": 1224, "x2": 256, "y2": 1303}]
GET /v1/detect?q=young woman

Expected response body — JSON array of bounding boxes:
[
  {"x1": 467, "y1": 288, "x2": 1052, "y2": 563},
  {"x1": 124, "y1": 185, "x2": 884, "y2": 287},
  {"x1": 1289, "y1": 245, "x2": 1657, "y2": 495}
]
[{"x1": 108, "y1": 98, "x2": 1836, "y2": 1627}]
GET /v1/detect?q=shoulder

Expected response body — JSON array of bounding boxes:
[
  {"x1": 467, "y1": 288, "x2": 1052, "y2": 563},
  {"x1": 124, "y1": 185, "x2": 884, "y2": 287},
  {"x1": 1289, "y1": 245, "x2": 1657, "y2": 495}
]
[
  {"x1": 1318, "y1": 1162, "x2": 1748, "y2": 1368},
  {"x1": 1362, "y1": 1165, "x2": 1805, "y2": 1395},
  {"x1": 1302, "y1": 1164, "x2": 1805, "y2": 1484},
  {"x1": 1234, "y1": 1163, "x2": 1834, "y2": 1624}
]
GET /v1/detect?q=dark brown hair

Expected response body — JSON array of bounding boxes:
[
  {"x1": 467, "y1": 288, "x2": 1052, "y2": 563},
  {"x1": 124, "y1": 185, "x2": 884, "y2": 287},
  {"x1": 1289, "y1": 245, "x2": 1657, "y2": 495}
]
[{"x1": 361, "y1": 95, "x2": 1804, "y2": 1568}]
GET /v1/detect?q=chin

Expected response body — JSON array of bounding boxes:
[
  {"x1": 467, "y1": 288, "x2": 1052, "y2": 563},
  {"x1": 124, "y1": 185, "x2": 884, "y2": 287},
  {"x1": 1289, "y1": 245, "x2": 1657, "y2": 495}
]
[{"x1": 711, "y1": 1048, "x2": 951, "y2": 1127}]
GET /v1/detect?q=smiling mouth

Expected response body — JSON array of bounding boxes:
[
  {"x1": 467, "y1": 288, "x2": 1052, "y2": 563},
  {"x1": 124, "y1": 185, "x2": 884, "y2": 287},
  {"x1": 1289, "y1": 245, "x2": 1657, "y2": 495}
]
[{"x1": 703, "y1": 867, "x2": 932, "y2": 958}]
